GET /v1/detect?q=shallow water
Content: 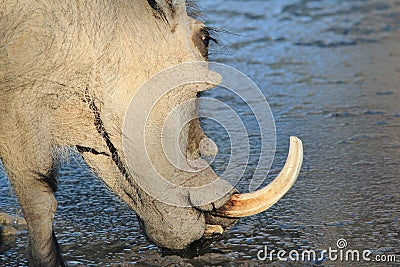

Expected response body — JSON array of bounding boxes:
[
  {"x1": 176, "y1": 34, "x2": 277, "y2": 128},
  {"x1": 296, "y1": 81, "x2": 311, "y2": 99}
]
[{"x1": 1, "y1": 0, "x2": 400, "y2": 266}]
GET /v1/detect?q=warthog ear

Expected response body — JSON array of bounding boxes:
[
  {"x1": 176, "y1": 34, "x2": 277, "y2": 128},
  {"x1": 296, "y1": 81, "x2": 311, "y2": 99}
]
[
  {"x1": 147, "y1": 0, "x2": 160, "y2": 11},
  {"x1": 147, "y1": 0, "x2": 189, "y2": 23},
  {"x1": 147, "y1": 0, "x2": 167, "y2": 21}
]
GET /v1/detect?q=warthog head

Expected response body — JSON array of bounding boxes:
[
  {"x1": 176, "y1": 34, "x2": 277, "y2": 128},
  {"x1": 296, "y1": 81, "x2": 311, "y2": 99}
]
[{"x1": 0, "y1": 0, "x2": 303, "y2": 262}]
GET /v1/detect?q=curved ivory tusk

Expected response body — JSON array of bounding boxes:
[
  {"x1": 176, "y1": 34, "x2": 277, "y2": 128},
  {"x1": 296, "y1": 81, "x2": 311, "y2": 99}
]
[{"x1": 213, "y1": 136, "x2": 303, "y2": 218}]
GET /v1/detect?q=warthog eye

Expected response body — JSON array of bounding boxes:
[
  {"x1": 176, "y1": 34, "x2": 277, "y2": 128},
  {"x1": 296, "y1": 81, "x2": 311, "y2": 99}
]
[
  {"x1": 193, "y1": 28, "x2": 218, "y2": 59},
  {"x1": 200, "y1": 29, "x2": 217, "y2": 48}
]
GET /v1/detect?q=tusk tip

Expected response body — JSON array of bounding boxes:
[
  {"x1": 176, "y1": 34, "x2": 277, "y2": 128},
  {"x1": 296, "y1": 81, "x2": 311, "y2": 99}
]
[{"x1": 213, "y1": 136, "x2": 303, "y2": 218}]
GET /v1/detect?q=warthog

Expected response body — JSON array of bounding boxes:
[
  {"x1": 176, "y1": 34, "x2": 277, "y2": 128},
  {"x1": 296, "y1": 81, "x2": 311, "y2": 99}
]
[{"x1": 0, "y1": 0, "x2": 303, "y2": 266}]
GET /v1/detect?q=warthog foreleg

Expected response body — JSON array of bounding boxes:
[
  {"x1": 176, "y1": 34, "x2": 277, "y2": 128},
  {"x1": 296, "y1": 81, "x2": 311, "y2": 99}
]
[{"x1": 0, "y1": 127, "x2": 65, "y2": 267}]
